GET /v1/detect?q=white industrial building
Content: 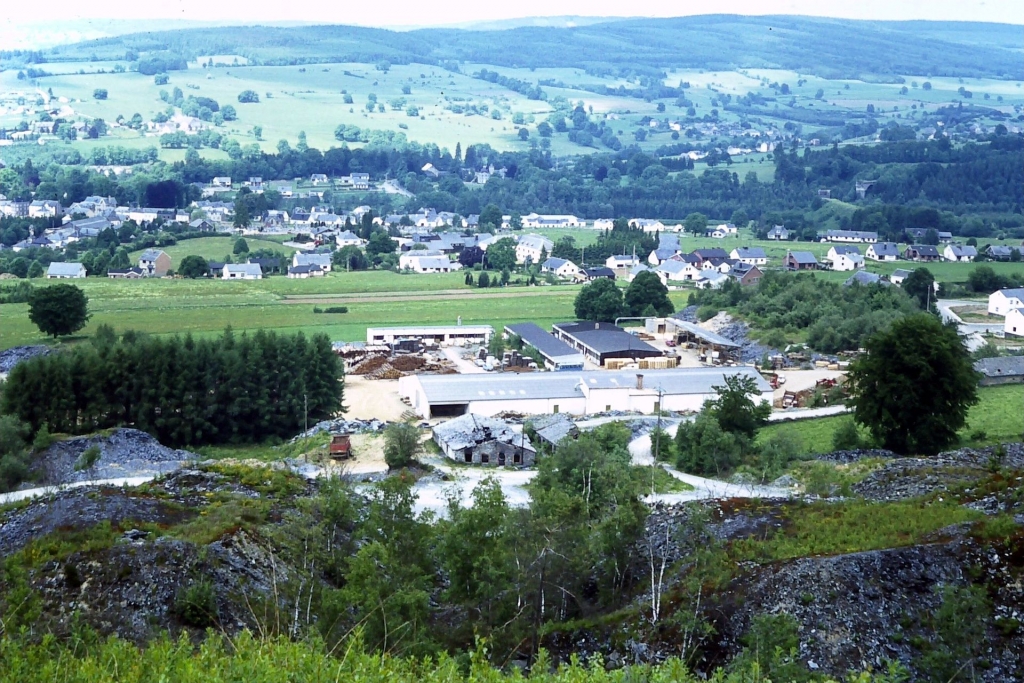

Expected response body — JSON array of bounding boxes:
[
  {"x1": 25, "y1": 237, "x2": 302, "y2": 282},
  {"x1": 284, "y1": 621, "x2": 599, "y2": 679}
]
[
  {"x1": 399, "y1": 366, "x2": 772, "y2": 418},
  {"x1": 366, "y1": 325, "x2": 493, "y2": 346}
]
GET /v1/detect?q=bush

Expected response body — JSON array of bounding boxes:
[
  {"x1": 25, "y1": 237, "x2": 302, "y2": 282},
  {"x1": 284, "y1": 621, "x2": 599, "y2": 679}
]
[
  {"x1": 174, "y1": 579, "x2": 219, "y2": 627},
  {"x1": 313, "y1": 306, "x2": 348, "y2": 314},
  {"x1": 832, "y1": 418, "x2": 863, "y2": 451},
  {"x1": 696, "y1": 305, "x2": 718, "y2": 322},
  {"x1": 74, "y1": 445, "x2": 101, "y2": 472},
  {"x1": 383, "y1": 423, "x2": 421, "y2": 470}
]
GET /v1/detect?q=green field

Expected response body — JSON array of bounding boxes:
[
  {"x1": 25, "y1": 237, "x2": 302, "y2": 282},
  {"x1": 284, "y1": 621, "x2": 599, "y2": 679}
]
[
  {"x1": 759, "y1": 384, "x2": 1024, "y2": 453},
  {"x1": 128, "y1": 236, "x2": 297, "y2": 264}
]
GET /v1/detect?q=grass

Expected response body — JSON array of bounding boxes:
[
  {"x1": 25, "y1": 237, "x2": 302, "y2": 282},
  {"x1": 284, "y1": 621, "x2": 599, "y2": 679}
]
[
  {"x1": 196, "y1": 434, "x2": 332, "y2": 462},
  {"x1": 731, "y1": 499, "x2": 984, "y2": 562},
  {"x1": 128, "y1": 236, "x2": 296, "y2": 264},
  {"x1": 758, "y1": 385, "x2": 1024, "y2": 455},
  {"x1": 642, "y1": 466, "x2": 695, "y2": 494}
]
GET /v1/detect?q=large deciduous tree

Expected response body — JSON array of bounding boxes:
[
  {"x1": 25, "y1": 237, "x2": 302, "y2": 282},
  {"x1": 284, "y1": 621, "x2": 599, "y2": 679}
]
[
  {"x1": 574, "y1": 278, "x2": 624, "y2": 322},
  {"x1": 179, "y1": 255, "x2": 209, "y2": 279},
  {"x1": 847, "y1": 314, "x2": 978, "y2": 455},
  {"x1": 624, "y1": 270, "x2": 674, "y2": 317},
  {"x1": 484, "y1": 238, "x2": 517, "y2": 272},
  {"x1": 28, "y1": 284, "x2": 90, "y2": 338}
]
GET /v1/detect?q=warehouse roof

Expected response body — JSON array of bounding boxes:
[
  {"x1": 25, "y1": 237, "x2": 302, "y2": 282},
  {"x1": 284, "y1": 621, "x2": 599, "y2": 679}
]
[
  {"x1": 553, "y1": 321, "x2": 660, "y2": 357},
  {"x1": 505, "y1": 323, "x2": 584, "y2": 365},
  {"x1": 412, "y1": 367, "x2": 770, "y2": 405},
  {"x1": 667, "y1": 319, "x2": 740, "y2": 348}
]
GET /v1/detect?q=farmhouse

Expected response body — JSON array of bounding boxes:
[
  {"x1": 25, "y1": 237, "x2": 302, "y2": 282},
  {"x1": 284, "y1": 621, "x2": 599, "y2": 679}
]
[
  {"x1": 1005, "y1": 309, "x2": 1024, "y2": 338},
  {"x1": 728, "y1": 262, "x2": 763, "y2": 287},
  {"x1": 766, "y1": 226, "x2": 790, "y2": 241},
  {"x1": 943, "y1": 244, "x2": 978, "y2": 262},
  {"x1": 983, "y1": 245, "x2": 1016, "y2": 261},
  {"x1": 46, "y1": 262, "x2": 86, "y2": 279},
  {"x1": 988, "y1": 288, "x2": 1024, "y2": 316},
  {"x1": 212, "y1": 177, "x2": 232, "y2": 188},
  {"x1": 520, "y1": 213, "x2": 584, "y2": 228},
  {"x1": 974, "y1": 356, "x2": 1024, "y2": 386},
  {"x1": 541, "y1": 257, "x2": 581, "y2": 279},
  {"x1": 904, "y1": 245, "x2": 941, "y2": 262},
  {"x1": 627, "y1": 263, "x2": 654, "y2": 282},
  {"x1": 287, "y1": 264, "x2": 324, "y2": 279},
  {"x1": 606, "y1": 254, "x2": 640, "y2": 271},
  {"x1": 310, "y1": 173, "x2": 330, "y2": 185},
  {"x1": 824, "y1": 230, "x2": 878, "y2": 243},
  {"x1": 629, "y1": 219, "x2": 665, "y2": 232},
  {"x1": 706, "y1": 223, "x2": 738, "y2": 239},
  {"x1": 552, "y1": 321, "x2": 662, "y2": 366},
  {"x1": 505, "y1": 322, "x2": 586, "y2": 371},
  {"x1": 515, "y1": 234, "x2": 554, "y2": 264},
  {"x1": 890, "y1": 269, "x2": 914, "y2": 286},
  {"x1": 576, "y1": 267, "x2": 616, "y2": 283},
  {"x1": 400, "y1": 366, "x2": 773, "y2": 419},
  {"x1": 293, "y1": 253, "x2": 332, "y2": 272},
  {"x1": 730, "y1": 247, "x2": 768, "y2": 265},
  {"x1": 366, "y1": 325, "x2": 493, "y2": 346},
  {"x1": 656, "y1": 259, "x2": 702, "y2": 284},
  {"x1": 400, "y1": 252, "x2": 462, "y2": 273},
  {"x1": 825, "y1": 246, "x2": 864, "y2": 272},
  {"x1": 785, "y1": 251, "x2": 819, "y2": 271},
  {"x1": 222, "y1": 264, "x2": 263, "y2": 280},
  {"x1": 432, "y1": 413, "x2": 536, "y2": 467},
  {"x1": 695, "y1": 270, "x2": 729, "y2": 289},
  {"x1": 107, "y1": 267, "x2": 145, "y2": 279},
  {"x1": 138, "y1": 249, "x2": 171, "y2": 277},
  {"x1": 866, "y1": 242, "x2": 900, "y2": 261}
]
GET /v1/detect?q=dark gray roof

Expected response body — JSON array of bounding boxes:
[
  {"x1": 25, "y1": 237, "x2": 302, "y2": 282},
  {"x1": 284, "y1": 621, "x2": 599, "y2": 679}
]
[
  {"x1": 908, "y1": 245, "x2": 940, "y2": 257},
  {"x1": 788, "y1": 251, "x2": 818, "y2": 264},
  {"x1": 432, "y1": 413, "x2": 535, "y2": 453},
  {"x1": 733, "y1": 247, "x2": 767, "y2": 259},
  {"x1": 831, "y1": 245, "x2": 861, "y2": 256},
  {"x1": 871, "y1": 242, "x2": 900, "y2": 256},
  {"x1": 693, "y1": 248, "x2": 729, "y2": 260},
  {"x1": 528, "y1": 413, "x2": 578, "y2": 445},
  {"x1": 581, "y1": 267, "x2": 615, "y2": 279},
  {"x1": 974, "y1": 356, "x2": 1024, "y2": 378},
  {"x1": 554, "y1": 322, "x2": 660, "y2": 356},
  {"x1": 505, "y1": 323, "x2": 584, "y2": 365},
  {"x1": 995, "y1": 288, "x2": 1024, "y2": 300},
  {"x1": 844, "y1": 271, "x2": 887, "y2": 287}
]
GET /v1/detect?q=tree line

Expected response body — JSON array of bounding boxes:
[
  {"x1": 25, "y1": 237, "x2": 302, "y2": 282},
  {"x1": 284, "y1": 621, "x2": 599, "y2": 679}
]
[{"x1": 0, "y1": 327, "x2": 344, "y2": 448}]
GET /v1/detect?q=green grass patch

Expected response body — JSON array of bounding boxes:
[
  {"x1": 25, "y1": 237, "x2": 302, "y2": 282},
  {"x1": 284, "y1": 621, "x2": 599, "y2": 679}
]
[
  {"x1": 168, "y1": 497, "x2": 270, "y2": 546},
  {"x1": 200, "y1": 462, "x2": 307, "y2": 498},
  {"x1": 640, "y1": 466, "x2": 696, "y2": 494},
  {"x1": 731, "y1": 499, "x2": 983, "y2": 562},
  {"x1": 196, "y1": 434, "x2": 332, "y2": 463},
  {"x1": 128, "y1": 236, "x2": 295, "y2": 264}
]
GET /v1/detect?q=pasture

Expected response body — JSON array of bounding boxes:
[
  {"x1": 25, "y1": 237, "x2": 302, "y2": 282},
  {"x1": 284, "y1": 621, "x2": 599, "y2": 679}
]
[{"x1": 128, "y1": 236, "x2": 296, "y2": 264}]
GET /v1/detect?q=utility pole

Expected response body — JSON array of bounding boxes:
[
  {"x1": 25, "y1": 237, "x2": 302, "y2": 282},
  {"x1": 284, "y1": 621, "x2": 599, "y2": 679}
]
[
  {"x1": 654, "y1": 387, "x2": 664, "y2": 461},
  {"x1": 304, "y1": 393, "x2": 308, "y2": 435}
]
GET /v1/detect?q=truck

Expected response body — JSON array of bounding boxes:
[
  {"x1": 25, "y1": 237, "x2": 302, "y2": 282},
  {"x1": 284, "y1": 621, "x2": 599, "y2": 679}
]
[{"x1": 329, "y1": 434, "x2": 351, "y2": 459}]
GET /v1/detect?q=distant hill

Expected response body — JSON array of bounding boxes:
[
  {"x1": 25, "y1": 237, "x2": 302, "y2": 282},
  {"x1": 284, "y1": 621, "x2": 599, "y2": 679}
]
[{"x1": 29, "y1": 15, "x2": 1024, "y2": 80}]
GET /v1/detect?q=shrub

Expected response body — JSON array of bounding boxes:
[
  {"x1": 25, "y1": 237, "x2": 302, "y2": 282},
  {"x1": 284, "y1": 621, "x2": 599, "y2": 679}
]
[
  {"x1": 832, "y1": 418, "x2": 862, "y2": 451},
  {"x1": 383, "y1": 423, "x2": 421, "y2": 469},
  {"x1": 74, "y1": 445, "x2": 101, "y2": 472},
  {"x1": 174, "y1": 579, "x2": 219, "y2": 627}
]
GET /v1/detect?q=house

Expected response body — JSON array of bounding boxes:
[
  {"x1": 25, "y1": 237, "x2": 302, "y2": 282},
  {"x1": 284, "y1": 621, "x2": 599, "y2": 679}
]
[
  {"x1": 515, "y1": 234, "x2": 554, "y2": 265},
  {"x1": 287, "y1": 264, "x2": 324, "y2": 279},
  {"x1": 402, "y1": 252, "x2": 462, "y2": 274},
  {"x1": 904, "y1": 245, "x2": 941, "y2": 262},
  {"x1": 338, "y1": 173, "x2": 370, "y2": 190},
  {"x1": 212, "y1": 177, "x2": 232, "y2": 188},
  {"x1": 575, "y1": 267, "x2": 616, "y2": 283},
  {"x1": 293, "y1": 253, "x2": 332, "y2": 272},
  {"x1": 695, "y1": 270, "x2": 729, "y2": 289},
  {"x1": 989, "y1": 288, "x2": 1024, "y2": 316},
  {"x1": 520, "y1": 213, "x2": 584, "y2": 228},
  {"x1": 629, "y1": 219, "x2": 665, "y2": 232},
  {"x1": 335, "y1": 230, "x2": 364, "y2": 248},
  {"x1": 766, "y1": 225, "x2": 790, "y2": 241},
  {"x1": 706, "y1": 223, "x2": 738, "y2": 239},
  {"x1": 728, "y1": 262, "x2": 763, "y2": 287},
  {"x1": 189, "y1": 218, "x2": 216, "y2": 232},
  {"x1": 656, "y1": 259, "x2": 702, "y2": 284},
  {"x1": 246, "y1": 177, "x2": 265, "y2": 193},
  {"x1": 824, "y1": 230, "x2": 878, "y2": 243},
  {"x1": 983, "y1": 245, "x2": 1016, "y2": 261},
  {"x1": 605, "y1": 254, "x2": 640, "y2": 271},
  {"x1": 28, "y1": 200, "x2": 62, "y2": 218},
  {"x1": 844, "y1": 271, "x2": 888, "y2": 287},
  {"x1": 1005, "y1": 309, "x2": 1024, "y2": 338},
  {"x1": 310, "y1": 173, "x2": 330, "y2": 185},
  {"x1": 730, "y1": 247, "x2": 768, "y2": 266},
  {"x1": 46, "y1": 262, "x2": 86, "y2": 279},
  {"x1": 432, "y1": 413, "x2": 536, "y2": 467},
  {"x1": 222, "y1": 264, "x2": 263, "y2": 280},
  {"x1": 528, "y1": 413, "x2": 579, "y2": 448},
  {"x1": 541, "y1": 257, "x2": 581, "y2": 279},
  {"x1": 825, "y1": 246, "x2": 864, "y2": 272},
  {"x1": 866, "y1": 242, "x2": 900, "y2": 261},
  {"x1": 138, "y1": 249, "x2": 171, "y2": 277},
  {"x1": 890, "y1": 269, "x2": 914, "y2": 286},
  {"x1": 974, "y1": 356, "x2": 1024, "y2": 386},
  {"x1": 107, "y1": 267, "x2": 145, "y2": 279},
  {"x1": 691, "y1": 248, "x2": 729, "y2": 267},
  {"x1": 12, "y1": 235, "x2": 55, "y2": 252},
  {"x1": 943, "y1": 244, "x2": 978, "y2": 263},
  {"x1": 627, "y1": 263, "x2": 653, "y2": 282},
  {"x1": 785, "y1": 251, "x2": 819, "y2": 271},
  {"x1": 248, "y1": 258, "x2": 282, "y2": 275}
]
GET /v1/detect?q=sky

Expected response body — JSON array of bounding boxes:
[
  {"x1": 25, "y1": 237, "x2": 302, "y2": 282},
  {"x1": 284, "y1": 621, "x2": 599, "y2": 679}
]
[{"x1": 3, "y1": 0, "x2": 1022, "y2": 26}]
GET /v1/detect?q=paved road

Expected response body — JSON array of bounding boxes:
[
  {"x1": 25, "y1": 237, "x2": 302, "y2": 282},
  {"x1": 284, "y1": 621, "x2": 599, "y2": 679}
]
[{"x1": 938, "y1": 299, "x2": 1003, "y2": 334}]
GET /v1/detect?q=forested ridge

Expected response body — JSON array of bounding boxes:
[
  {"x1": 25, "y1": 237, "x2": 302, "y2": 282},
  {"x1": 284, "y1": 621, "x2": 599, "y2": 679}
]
[{"x1": 18, "y1": 16, "x2": 1024, "y2": 80}]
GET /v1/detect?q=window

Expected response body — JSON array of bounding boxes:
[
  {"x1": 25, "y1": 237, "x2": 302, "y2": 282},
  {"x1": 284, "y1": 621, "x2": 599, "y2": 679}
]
[
  {"x1": 481, "y1": 453, "x2": 489, "y2": 464},
  {"x1": 464, "y1": 451, "x2": 472, "y2": 463},
  {"x1": 513, "y1": 453, "x2": 521, "y2": 464},
  {"x1": 553, "y1": 405, "x2": 559, "y2": 413},
  {"x1": 606, "y1": 405, "x2": 611, "y2": 412},
  {"x1": 654, "y1": 401, "x2": 660, "y2": 413}
]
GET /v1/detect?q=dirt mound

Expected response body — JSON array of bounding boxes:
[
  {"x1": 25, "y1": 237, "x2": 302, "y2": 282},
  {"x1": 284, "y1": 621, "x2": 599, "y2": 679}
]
[
  {"x1": 350, "y1": 354, "x2": 388, "y2": 374},
  {"x1": 390, "y1": 355, "x2": 426, "y2": 372}
]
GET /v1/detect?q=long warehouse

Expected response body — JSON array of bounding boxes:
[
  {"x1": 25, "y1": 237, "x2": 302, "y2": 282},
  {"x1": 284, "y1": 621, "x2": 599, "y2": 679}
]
[
  {"x1": 398, "y1": 366, "x2": 772, "y2": 418},
  {"x1": 504, "y1": 322, "x2": 585, "y2": 371}
]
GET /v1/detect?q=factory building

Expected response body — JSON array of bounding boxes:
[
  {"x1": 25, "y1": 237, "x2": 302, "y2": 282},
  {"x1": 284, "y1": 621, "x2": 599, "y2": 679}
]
[
  {"x1": 504, "y1": 322, "x2": 585, "y2": 371},
  {"x1": 551, "y1": 321, "x2": 662, "y2": 366},
  {"x1": 399, "y1": 366, "x2": 772, "y2": 418},
  {"x1": 366, "y1": 325, "x2": 493, "y2": 346}
]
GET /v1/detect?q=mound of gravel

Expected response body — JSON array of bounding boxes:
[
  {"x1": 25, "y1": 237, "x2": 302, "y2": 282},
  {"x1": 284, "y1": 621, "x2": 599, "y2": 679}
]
[
  {"x1": 0, "y1": 345, "x2": 53, "y2": 373},
  {"x1": 34, "y1": 428, "x2": 199, "y2": 486}
]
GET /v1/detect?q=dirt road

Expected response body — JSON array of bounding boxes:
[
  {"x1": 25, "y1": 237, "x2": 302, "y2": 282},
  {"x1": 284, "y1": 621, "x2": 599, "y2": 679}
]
[{"x1": 282, "y1": 288, "x2": 573, "y2": 305}]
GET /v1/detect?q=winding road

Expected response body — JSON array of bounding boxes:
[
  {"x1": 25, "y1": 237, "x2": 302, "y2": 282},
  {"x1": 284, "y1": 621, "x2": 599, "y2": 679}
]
[{"x1": 937, "y1": 298, "x2": 1001, "y2": 352}]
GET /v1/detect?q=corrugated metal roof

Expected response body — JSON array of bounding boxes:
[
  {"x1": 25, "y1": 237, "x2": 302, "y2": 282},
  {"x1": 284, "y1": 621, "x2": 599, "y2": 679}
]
[
  {"x1": 667, "y1": 319, "x2": 740, "y2": 348},
  {"x1": 505, "y1": 323, "x2": 585, "y2": 366}
]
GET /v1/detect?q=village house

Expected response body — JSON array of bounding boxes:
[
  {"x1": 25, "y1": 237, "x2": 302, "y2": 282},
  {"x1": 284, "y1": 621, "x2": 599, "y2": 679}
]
[
  {"x1": 904, "y1": 245, "x2": 941, "y2": 262},
  {"x1": 730, "y1": 247, "x2": 768, "y2": 266},
  {"x1": 866, "y1": 242, "x2": 900, "y2": 261},
  {"x1": 627, "y1": 263, "x2": 653, "y2": 282},
  {"x1": 13, "y1": 235, "x2": 55, "y2": 251},
  {"x1": 222, "y1": 263, "x2": 263, "y2": 280},
  {"x1": 520, "y1": 213, "x2": 584, "y2": 228},
  {"x1": 338, "y1": 173, "x2": 370, "y2": 190},
  {"x1": 432, "y1": 413, "x2": 536, "y2": 467},
  {"x1": 656, "y1": 259, "x2": 702, "y2": 285},
  {"x1": 706, "y1": 223, "x2": 738, "y2": 239},
  {"x1": 825, "y1": 245, "x2": 865, "y2": 272},
  {"x1": 0, "y1": 200, "x2": 29, "y2": 218},
  {"x1": 189, "y1": 218, "x2": 216, "y2": 232},
  {"x1": 287, "y1": 264, "x2": 324, "y2": 279},
  {"x1": 785, "y1": 251, "x2": 819, "y2": 271},
  {"x1": 246, "y1": 177, "x2": 265, "y2": 193},
  {"x1": 691, "y1": 248, "x2": 730, "y2": 268},
  {"x1": 766, "y1": 225, "x2": 790, "y2": 241},
  {"x1": 605, "y1": 254, "x2": 640, "y2": 272},
  {"x1": 844, "y1": 271, "x2": 887, "y2": 287},
  {"x1": 593, "y1": 219, "x2": 615, "y2": 230},
  {"x1": 974, "y1": 356, "x2": 1024, "y2": 386},
  {"x1": 28, "y1": 200, "x2": 62, "y2": 218},
  {"x1": 629, "y1": 218, "x2": 665, "y2": 232},
  {"x1": 943, "y1": 244, "x2": 978, "y2": 263},
  {"x1": 989, "y1": 288, "x2": 1024, "y2": 316},
  {"x1": 728, "y1": 262, "x2": 763, "y2": 287},
  {"x1": 648, "y1": 234, "x2": 681, "y2": 265},
  {"x1": 248, "y1": 258, "x2": 282, "y2": 275},
  {"x1": 402, "y1": 253, "x2": 463, "y2": 274},
  {"x1": 575, "y1": 267, "x2": 616, "y2": 283},
  {"x1": 335, "y1": 230, "x2": 364, "y2": 248},
  {"x1": 138, "y1": 249, "x2": 171, "y2": 277},
  {"x1": 824, "y1": 230, "x2": 878, "y2": 244},
  {"x1": 212, "y1": 177, "x2": 232, "y2": 188},
  {"x1": 890, "y1": 269, "x2": 914, "y2": 286},
  {"x1": 310, "y1": 173, "x2": 330, "y2": 185},
  {"x1": 46, "y1": 262, "x2": 87, "y2": 279},
  {"x1": 293, "y1": 252, "x2": 333, "y2": 272},
  {"x1": 515, "y1": 234, "x2": 554, "y2": 265},
  {"x1": 541, "y1": 257, "x2": 581, "y2": 279},
  {"x1": 695, "y1": 270, "x2": 729, "y2": 289},
  {"x1": 1005, "y1": 308, "x2": 1024, "y2": 338},
  {"x1": 107, "y1": 267, "x2": 145, "y2": 279},
  {"x1": 983, "y1": 245, "x2": 1016, "y2": 261}
]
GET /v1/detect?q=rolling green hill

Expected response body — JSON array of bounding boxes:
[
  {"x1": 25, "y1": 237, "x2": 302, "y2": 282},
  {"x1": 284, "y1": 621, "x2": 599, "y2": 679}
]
[{"x1": 30, "y1": 15, "x2": 1024, "y2": 80}]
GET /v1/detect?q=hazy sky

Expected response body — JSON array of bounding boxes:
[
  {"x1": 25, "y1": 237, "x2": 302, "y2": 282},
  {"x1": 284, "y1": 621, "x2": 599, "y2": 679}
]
[{"x1": 4, "y1": 0, "x2": 1022, "y2": 26}]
